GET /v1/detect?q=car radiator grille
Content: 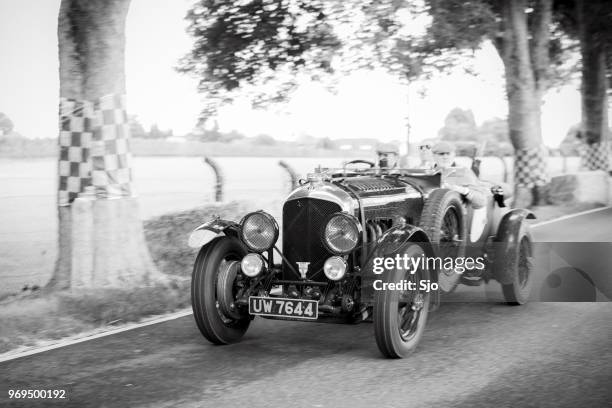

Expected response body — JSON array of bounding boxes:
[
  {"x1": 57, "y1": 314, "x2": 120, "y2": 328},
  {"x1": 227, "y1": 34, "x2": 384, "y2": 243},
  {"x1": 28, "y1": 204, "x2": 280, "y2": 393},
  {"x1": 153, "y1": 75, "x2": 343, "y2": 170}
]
[{"x1": 282, "y1": 198, "x2": 341, "y2": 281}]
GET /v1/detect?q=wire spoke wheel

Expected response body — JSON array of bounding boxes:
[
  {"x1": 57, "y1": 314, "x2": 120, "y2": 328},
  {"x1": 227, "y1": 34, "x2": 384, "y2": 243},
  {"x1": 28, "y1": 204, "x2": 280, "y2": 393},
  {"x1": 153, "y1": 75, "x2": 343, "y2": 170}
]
[
  {"x1": 397, "y1": 282, "x2": 426, "y2": 341},
  {"x1": 501, "y1": 231, "x2": 534, "y2": 305},
  {"x1": 517, "y1": 238, "x2": 531, "y2": 289},
  {"x1": 192, "y1": 237, "x2": 251, "y2": 345},
  {"x1": 216, "y1": 259, "x2": 247, "y2": 322},
  {"x1": 374, "y1": 242, "x2": 431, "y2": 358},
  {"x1": 439, "y1": 207, "x2": 461, "y2": 258}
]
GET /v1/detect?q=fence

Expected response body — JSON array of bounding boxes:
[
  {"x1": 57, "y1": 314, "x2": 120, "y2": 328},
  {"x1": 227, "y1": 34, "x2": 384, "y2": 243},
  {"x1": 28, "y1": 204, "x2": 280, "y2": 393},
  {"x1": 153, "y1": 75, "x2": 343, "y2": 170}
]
[{"x1": 198, "y1": 155, "x2": 582, "y2": 201}]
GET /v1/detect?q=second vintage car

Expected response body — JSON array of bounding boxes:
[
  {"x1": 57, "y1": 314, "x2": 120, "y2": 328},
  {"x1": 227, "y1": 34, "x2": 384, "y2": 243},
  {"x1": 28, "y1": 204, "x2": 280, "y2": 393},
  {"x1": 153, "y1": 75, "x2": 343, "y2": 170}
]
[{"x1": 188, "y1": 159, "x2": 535, "y2": 358}]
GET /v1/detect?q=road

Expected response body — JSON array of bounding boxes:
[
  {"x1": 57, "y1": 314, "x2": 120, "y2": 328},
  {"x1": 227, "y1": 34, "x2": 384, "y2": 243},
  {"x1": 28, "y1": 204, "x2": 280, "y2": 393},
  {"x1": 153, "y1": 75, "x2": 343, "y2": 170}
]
[{"x1": 1, "y1": 209, "x2": 611, "y2": 408}]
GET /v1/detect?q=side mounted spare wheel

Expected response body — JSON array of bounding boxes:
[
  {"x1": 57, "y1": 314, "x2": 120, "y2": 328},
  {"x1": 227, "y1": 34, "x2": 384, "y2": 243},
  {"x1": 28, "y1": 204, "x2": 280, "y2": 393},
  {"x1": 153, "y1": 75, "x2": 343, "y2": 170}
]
[
  {"x1": 418, "y1": 188, "x2": 466, "y2": 292},
  {"x1": 191, "y1": 236, "x2": 250, "y2": 344}
]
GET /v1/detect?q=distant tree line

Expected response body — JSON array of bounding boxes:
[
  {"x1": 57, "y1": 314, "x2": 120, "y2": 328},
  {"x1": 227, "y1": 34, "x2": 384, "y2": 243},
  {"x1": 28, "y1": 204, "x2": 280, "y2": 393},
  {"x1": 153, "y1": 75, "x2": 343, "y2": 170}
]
[
  {"x1": 0, "y1": 112, "x2": 15, "y2": 136},
  {"x1": 438, "y1": 107, "x2": 512, "y2": 155},
  {"x1": 129, "y1": 116, "x2": 173, "y2": 139}
]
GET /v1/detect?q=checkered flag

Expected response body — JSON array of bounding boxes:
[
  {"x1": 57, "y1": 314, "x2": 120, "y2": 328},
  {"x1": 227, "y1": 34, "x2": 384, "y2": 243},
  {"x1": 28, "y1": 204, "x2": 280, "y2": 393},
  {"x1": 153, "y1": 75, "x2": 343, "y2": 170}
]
[
  {"x1": 514, "y1": 147, "x2": 549, "y2": 188},
  {"x1": 580, "y1": 142, "x2": 609, "y2": 171},
  {"x1": 57, "y1": 94, "x2": 133, "y2": 206},
  {"x1": 91, "y1": 94, "x2": 133, "y2": 199},
  {"x1": 58, "y1": 98, "x2": 93, "y2": 206}
]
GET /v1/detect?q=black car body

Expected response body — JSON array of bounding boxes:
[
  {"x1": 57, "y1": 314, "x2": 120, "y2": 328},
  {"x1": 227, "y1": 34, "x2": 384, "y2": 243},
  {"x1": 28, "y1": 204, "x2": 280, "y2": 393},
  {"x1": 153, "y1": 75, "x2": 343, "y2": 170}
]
[{"x1": 189, "y1": 164, "x2": 535, "y2": 358}]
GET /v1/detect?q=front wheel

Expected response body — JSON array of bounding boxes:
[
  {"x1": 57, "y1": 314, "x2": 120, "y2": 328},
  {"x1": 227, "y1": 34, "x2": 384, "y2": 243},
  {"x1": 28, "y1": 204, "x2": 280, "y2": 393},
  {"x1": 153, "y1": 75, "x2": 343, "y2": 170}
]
[
  {"x1": 374, "y1": 242, "x2": 431, "y2": 358},
  {"x1": 191, "y1": 236, "x2": 250, "y2": 344}
]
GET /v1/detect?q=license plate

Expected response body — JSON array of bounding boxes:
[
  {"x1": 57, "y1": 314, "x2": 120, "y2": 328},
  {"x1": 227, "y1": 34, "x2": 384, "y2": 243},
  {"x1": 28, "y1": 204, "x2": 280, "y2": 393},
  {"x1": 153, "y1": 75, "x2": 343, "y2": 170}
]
[{"x1": 249, "y1": 296, "x2": 318, "y2": 320}]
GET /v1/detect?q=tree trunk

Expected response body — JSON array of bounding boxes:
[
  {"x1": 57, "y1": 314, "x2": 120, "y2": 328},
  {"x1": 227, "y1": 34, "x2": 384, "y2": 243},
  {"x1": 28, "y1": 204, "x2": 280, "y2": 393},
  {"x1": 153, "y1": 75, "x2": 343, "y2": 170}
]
[
  {"x1": 497, "y1": 0, "x2": 550, "y2": 208},
  {"x1": 577, "y1": 0, "x2": 610, "y2": 170},
  {"x1": 49, "y1": 0, "x2": 164, "y2": 290}
]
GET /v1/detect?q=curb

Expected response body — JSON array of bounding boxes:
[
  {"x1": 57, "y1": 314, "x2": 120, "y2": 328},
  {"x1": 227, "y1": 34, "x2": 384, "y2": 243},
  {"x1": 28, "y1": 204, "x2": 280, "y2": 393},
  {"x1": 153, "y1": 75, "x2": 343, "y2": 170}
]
[
  {"x1": 531, "y1": 205, "x2": 612, "y2": 228},
  {"x1": 0, "y1": 309, "x2": 192, "y2": 363}
]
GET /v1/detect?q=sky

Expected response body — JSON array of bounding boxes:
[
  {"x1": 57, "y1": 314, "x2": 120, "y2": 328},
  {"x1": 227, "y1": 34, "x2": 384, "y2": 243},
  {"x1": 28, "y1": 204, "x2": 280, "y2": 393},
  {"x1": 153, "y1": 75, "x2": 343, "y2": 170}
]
[{"x1": 0, "y1": 0, "x2": 591, "y2": 147}]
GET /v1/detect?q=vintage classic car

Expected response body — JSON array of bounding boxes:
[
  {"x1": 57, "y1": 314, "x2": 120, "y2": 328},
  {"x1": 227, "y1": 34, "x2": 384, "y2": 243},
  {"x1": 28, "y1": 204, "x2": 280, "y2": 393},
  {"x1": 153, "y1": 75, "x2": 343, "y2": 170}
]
[{"x1": 188, "y1": 159, "x2": 535, "y2": 358}]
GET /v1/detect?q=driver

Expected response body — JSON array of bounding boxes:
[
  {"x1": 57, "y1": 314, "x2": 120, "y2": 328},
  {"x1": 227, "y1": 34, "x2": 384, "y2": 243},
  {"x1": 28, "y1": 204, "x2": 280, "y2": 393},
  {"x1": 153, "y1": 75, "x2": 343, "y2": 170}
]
[
  {"x1": 432, "y1": 141, "x2": 487, "y2": 209},
  {"x1": 377, "y1": 144, "x2": 400, "y2": 169}
]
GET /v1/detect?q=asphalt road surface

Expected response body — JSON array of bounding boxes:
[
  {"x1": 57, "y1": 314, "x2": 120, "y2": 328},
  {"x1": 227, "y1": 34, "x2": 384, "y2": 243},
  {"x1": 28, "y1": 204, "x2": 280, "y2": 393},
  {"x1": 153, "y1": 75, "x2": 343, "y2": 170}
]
[{"x1": 1, "y1": 209, "x2": 611, "y2": 408}]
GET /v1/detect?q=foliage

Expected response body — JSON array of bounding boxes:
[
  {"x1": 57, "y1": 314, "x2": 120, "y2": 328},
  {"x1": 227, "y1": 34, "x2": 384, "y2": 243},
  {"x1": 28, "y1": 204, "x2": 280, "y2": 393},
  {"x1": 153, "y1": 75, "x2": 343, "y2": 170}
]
[
  {"x1": 438, "y1": 107, "x2": 478, "y2": 142},
  {"x1": 129, "y1": 115, "x2": 147, "y2": 138},
  {"x1": 179, "y1": 0, "x2": 342, "y2": 120},
  {"x1": 128, "y1": 116, "x2": 174, "y2": 139},
  {"x1": 418, "y1": 0, "x2": 579, "y2": 90},
  {"x1": 253, "y1": 133, "x2": 277, "y2": 145},
  {"x1": 180, "y1": 0, "x2": 579, "y2": 116},
  {"x1": 143, "y1": 201, "x2": 255, "y2": 277},
  {"x1": 191, "y1": 121, "x2": 247, "y2": 143},
  {"x1": 555, "y1": 0, "x2": 612, "y2": 66},
  {"x1": 316, "y1": 136, "x2": 336, "y2": 149},
  {"x1": 477, "y1": 117, "x2": 512, "y2": 155},
  {"x1": 0, "y1": 112, "x2": 14, "y2": 135},
  {"x1": 438, "y1": 109, "x2": 511, "y2": 155},
  {"x1": 477, "y1": 117, "x2": 509, "y2": 144},
  {"x1": 438, "y1": 108, "x2": 510, "y2": 146},
  {"x1": 0, "y1": 136, "x2": 56, "y2": 158},
  {"x1": 148, "y1": 124, "x2": 173, "y2": 139}
]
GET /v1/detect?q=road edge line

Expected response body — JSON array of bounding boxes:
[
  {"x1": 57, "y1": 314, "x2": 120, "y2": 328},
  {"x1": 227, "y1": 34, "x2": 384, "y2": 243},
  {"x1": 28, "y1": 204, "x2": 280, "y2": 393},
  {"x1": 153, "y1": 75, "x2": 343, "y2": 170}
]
[
  {"x1": 531, "y1": 205, "x2": 612, "y2": 229},
  {"x1": 0, "y1": 309, "x2": 193, "y2": 363}
]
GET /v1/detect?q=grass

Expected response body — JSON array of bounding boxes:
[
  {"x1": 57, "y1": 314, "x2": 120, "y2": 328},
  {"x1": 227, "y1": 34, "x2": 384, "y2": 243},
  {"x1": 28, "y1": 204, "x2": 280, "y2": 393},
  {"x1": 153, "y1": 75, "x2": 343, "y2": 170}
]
[
  {"x1": 0, "y1": 282, "x2": 190, "y2": 354},
  {"x1": 143, "y1": 201, "x2": 249, "y2": 278},
  {"x1": 0, "y1": 200, "x2": 259, "y2": 355}
]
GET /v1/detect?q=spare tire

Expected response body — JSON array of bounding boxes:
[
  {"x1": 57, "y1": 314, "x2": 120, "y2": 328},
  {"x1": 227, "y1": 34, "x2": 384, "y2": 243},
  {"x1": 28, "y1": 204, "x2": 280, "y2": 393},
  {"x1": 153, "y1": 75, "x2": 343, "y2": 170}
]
[{"x1": 418, "y1": 188, "x2": 466, "y2": 292}]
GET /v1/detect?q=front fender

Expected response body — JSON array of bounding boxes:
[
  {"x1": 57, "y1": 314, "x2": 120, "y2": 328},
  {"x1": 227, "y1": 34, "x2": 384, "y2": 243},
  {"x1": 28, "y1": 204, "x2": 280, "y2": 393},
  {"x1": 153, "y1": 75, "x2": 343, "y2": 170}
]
[
  {"x1": 360, "y1": 224, "x2": 436, "y2": 305},
  {"x1": 493, "y1": 209, "x2": 535, "y2": 284},
  {"x1": 187, "y1": 218, "x2": 240, "y2": 248}
]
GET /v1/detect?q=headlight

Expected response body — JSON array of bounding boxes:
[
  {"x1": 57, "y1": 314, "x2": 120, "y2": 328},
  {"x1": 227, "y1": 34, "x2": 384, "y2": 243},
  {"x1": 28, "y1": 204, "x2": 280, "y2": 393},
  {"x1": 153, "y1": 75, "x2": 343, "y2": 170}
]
[
  {"x1": 324, "y1": 256, "x2": 347, "y2": 281},
  {"x1": 323, "y1": 212, "x2": 361, "y2": 254},
  {"x1": 239, "y1": 211, "x2": 279, "y2": 252},
  {"x1": 241, "y1": 253, "x2": 264, "y2": 277}
]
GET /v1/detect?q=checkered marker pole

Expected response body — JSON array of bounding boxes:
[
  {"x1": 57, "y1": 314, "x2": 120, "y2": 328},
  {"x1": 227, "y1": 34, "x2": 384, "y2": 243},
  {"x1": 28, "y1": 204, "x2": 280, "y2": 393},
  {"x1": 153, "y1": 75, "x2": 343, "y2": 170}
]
[
  {"x1": 580, "y1": 142, "x2": 609, "y2": 171},
  {"x1": 58, "y1": 98, "x2": 93, "y2": 206},
  {"x1": 514, "y1": 147, "x2": 549, "y2": 188},
  {"x1": 91, "y1": 94, "x2": 133, "y2": 199},
  {"x1": 57, "y1": 94, "x2": 133, "y2": 206}
]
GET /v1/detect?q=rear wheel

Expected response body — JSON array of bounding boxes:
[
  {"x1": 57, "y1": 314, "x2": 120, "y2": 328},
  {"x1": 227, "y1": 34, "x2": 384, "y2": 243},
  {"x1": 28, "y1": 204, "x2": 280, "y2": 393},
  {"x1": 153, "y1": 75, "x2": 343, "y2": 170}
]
[
  {"x1": 191, "y1": 236, "x2": 250, "y2": 344},
  {"x1": 501, "y1": 233, "x2": 533, "y2": 305},
  {"x1": 374, "y1": 242, "x2": 431, "y2": 358}
]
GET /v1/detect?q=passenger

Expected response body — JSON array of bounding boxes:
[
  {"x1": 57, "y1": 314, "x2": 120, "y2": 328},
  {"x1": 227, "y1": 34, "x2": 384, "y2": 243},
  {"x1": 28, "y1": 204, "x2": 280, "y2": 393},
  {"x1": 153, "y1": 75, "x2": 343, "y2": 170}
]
[
  {"x1": 417, "y1": 143, "x2": 435, "y2": 169},
  {"x1": 432, "y1": 141, "x2": 487, "y2": 209}
]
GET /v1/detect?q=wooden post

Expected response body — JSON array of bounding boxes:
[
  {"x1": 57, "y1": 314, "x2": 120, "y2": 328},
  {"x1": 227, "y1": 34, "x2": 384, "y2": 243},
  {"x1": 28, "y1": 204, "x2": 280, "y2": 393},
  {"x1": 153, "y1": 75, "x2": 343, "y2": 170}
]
[
  {"x1": 204, "y1": 157, "x2": 224, "y2": 202},
  {"x1": 278, "y1": 160, "x2": 299, "y2": 192},
  {"x1": 498, "y1": 155, "x2": 509, "y2": 183}
]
